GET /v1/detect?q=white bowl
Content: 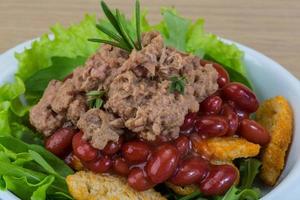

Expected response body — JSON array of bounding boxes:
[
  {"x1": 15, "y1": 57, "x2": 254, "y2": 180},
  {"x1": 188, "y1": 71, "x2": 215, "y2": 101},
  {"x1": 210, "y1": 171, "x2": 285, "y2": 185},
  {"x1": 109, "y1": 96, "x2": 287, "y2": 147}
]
[{"x1": 0, "y1": 39, "x2": 299, "y2": 200}]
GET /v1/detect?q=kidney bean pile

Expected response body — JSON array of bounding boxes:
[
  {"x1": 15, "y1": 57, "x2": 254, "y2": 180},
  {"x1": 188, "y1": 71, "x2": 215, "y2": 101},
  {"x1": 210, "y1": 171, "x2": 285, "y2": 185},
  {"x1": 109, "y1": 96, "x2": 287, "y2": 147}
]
[{"x1": 44, "y1": 61, "x2": 270, "y2": 196}]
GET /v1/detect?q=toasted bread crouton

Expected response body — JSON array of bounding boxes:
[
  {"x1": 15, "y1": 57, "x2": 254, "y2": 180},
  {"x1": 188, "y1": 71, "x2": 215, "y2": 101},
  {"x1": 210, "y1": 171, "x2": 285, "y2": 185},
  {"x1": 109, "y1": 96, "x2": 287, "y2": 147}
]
[
  {"x1": 256, "y1": 96, "x2": 293, "y2": 186},
  {"x1": 192, "y1": 137, "x2": 260, "y2": 161},
  {"x1": 166, "y1": 183, "x2": 198, "y2": 195},
  {"x1": 66, "y1": 171, "x2": 166, "y2": 200}
]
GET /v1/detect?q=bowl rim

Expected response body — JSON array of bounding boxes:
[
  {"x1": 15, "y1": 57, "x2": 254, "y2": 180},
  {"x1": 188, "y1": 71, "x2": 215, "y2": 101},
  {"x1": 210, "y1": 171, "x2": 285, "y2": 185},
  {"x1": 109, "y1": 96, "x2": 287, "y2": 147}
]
[{"x1": 0, "y1": 37, "x2": 299, "y2": 200}]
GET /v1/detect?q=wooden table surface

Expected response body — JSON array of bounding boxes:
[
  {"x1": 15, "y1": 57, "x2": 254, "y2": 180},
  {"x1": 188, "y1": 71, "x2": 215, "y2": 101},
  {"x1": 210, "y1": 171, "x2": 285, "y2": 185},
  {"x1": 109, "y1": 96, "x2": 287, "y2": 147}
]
[{"x1": 0, "y1": 0, "x2": 299, "y2": 79}]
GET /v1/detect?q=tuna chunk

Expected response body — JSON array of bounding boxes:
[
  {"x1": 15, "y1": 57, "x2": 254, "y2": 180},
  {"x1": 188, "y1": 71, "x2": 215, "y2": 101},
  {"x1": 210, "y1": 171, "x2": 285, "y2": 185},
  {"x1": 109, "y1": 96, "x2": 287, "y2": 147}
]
[
  {"x1": 77, "y1": 109, "x2": 124, "y2": 149},
  {"x1": 29, "y1": 80, "x2": 64, "y2": 136}
]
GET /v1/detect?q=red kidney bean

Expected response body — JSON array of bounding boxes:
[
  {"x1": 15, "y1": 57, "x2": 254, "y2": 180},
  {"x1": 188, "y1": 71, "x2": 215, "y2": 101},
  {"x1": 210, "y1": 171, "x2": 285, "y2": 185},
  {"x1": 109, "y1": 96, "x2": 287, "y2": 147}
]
[
  {"x1": 195, "y1": 116, "x2": 229, "y2": 137},
  {"x1": 84, "y1": 155, "x2": 112, "y2": 173},
  {"x1": 170, "y1": 157, "x2": 209, "y2": 186},
  {"x1": 222, "y1": 83, "x2": 259, "y2": 113},
  {"x1": 122, "y1": 141, "x2": 151, "y2": 164},
  {"x1": 220, "y1": 104, "x2": 239, "y2": 136},
  {"x1": 239, "y1": 119, "x2": 270, "y2": 145},
  {"x1": 146, "y1": 143, "x2": 179, "y2": 184},
  {"x1": 174, "y1": 136, "x2": 190, "y2": 158},
  {"x1": 199, "y1": 164, "x2": 238, "y2": 196},
  {"x1": 227, "y1": 100, "x2": 250, "y2": 121},
  {"x1": 200, "y1": 60, "x2": 229, "y2": 88},
  {"x1": 212, "y1": 64, "x2": 230, "y2": 88},
  {"x1": 113, "y1": 157, "x2": 130, "y2": 176},
  {"x1": 128, "y1": 167, "x2": 154, "y2": 191},
  {"x1": 45, "y1": 128, "x2": 75, "y2": 157},
  {"x1": 180, "y1": 112, "x2": 198, "y2": 134},
  {"x1": 103, "y1": 137, "x2": 124, "y2": 155},
  {"x1": 72, "y1": 131, "x2": 98, "y2": 162},
  {"x1": 200, "y1": 96, "x2": 223, "y2": 115}
]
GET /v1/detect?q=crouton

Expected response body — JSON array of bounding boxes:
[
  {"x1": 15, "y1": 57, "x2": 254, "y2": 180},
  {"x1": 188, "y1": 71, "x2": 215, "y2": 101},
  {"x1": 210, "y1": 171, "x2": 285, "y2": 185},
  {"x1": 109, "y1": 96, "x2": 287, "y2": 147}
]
[
  {"x1": 192, "y1": 137, "x2": 260, "y2": 161},
  {"x1": 256, "y1": 96, "x2": 293, "y2": 186},
  {"x1": 66, "y1": 171, "x2": 166, "y2": 200}
]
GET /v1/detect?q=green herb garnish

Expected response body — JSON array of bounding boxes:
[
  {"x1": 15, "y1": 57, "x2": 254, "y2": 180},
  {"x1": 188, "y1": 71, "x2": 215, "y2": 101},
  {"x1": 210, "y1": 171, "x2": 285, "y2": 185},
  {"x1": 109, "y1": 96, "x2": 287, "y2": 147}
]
[
  {"x1": 169, "y1": 76, "x2": 187, "y2": 94},
  {"x1": 238, "y1": 158, "x2": 261, "y2": 189},
  {"x1": 88, "y1": 0, "x2": 142, "y2": 52},
  {"x1": 86, "y1": 90, "x2": 105, "y2": 109}
]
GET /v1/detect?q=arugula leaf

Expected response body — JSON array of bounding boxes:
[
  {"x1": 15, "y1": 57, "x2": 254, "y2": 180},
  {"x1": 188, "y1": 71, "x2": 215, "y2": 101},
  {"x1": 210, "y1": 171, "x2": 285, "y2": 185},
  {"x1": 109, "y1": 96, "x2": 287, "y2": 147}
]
[
  {"x1": 0, "y1": 137, "x2": 73, "y2": 177},
  {"x1": 0, "y1": 137, "x2": 73, "y2": 199},
  {"x1": 219, "y1": 186, "x2": 260, "y2": 200},
  {"x1": 25, "y1": 56, "x2": 86, "y2": 96},
  {"x1": 239, "y1": 158, "x2": 261, "y2": 189}
]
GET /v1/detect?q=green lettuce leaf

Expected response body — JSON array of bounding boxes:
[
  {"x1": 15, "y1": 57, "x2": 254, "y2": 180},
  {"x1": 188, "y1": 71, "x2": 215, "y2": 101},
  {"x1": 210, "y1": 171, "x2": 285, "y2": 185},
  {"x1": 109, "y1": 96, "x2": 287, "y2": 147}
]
[
  {"x1": 0, "y1": 77, "x2": 25, "y2": 102},
  {"x1": 15, "y1": 15, "x2": 103, "y2": 81},
  {"x1": 25, "y1": 56, "x2": 86, "y2": 97}
]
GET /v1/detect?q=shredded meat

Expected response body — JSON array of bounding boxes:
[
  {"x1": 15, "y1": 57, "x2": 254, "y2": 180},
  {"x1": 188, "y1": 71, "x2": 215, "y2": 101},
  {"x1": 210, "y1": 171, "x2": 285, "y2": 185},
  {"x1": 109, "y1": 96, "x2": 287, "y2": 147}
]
[
  {"x1": 77, "y1": 109, "x2": 124, "y2": 149},
  {"x1": 29, "y1": 80, "x2": 64, "y2": 136},
  {"x1": 29, "y1": 31, "x2": 218, "y2": 149}
]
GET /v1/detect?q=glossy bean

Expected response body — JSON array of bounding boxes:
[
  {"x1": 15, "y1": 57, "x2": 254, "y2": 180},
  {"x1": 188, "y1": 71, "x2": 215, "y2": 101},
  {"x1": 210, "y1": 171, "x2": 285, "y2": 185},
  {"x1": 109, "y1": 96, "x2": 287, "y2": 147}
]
[
  {"x1": 239, "y1": 119, "x2": 270, "y2": 145},
  {"x1": 113, "y1": 157, "x2": 130, "y2": 176},
  {"x1": 200, "y1": 96, "x2": 223, "y2": 115},
  {"x1": 122, "y1": 141, "x2": 151, "y2": 164},
  {"x1": 221, "y1": 104, "x2": 239, "y2": 136},
  {"x1": 127, "y1": 167, "x2": 154, "y2": 191},
  {"x1": 180, "y1": 112, "x2": 198, "y2": 134},
  {"x1": 195, "y1": 116, "x2": 229, "y2": 137},
  {"x1": 174, "y1": 135, "x2": 190, "y2": 158},
  {"x1": 222, "y1": 83, "x2": 259, "y2": 113},
  {"x1": 199, "y1": 164, "x2": 238, "y2": 196},
  {"x1": 45, "y1": 128, "x2": 75, "y2": 157},
  {"x1": 170, "y1": 157, "x2": 209, "y2": 186},
  {"x1": 103, "y1": 136, "x2": 124, "y2": 155},
  {"x1": 146, "y1": 143, "x2": 179, "y2": 184},
  {"x1": 84, "y1": 155, "x2": 112, "y2": 173},
  {"x1": 72, "y1": 131, "x2": 98, "y2": 162}
]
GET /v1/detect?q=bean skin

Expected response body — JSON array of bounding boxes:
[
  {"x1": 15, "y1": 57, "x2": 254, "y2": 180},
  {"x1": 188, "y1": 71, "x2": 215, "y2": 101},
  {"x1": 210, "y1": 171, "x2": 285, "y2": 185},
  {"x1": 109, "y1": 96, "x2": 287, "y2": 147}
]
[
  {"x1": 195, "y1": 116, "x2": 229, "y2": 137},
  {"x1": 122, "y1": 141, "x2": 151, "y2": 164},
  {"x1": 170, "y1": 157, "x2": 209, "y2": 186},
  {"x1": 239, "y1": 119, "x2": 270, "y2": 145},
  {"x1": 222, "y1": 83, "x2": 259, "y2": 113},
  {"x1": 199, "y1": 164, "x2": 238, "y2": 196},
  {"x1": 72, "y1": 131, "x2": 98, "y2": 162},
  {"x1": 127, "y1": 167, "x2": 154, "y2": 191},
  {"x1": 45, "y1": 128, "x2": 75, "y2": 157},
  {"x1": 146, "y1": 143, "x2": 179, "y2": 184}
]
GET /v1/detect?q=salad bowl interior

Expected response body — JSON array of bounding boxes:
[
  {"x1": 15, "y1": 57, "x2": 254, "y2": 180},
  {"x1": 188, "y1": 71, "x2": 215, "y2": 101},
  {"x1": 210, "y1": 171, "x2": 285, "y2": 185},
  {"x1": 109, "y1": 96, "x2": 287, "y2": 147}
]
[{"x1": 0, "y1": 38, "x2": 299, "y2": 200}]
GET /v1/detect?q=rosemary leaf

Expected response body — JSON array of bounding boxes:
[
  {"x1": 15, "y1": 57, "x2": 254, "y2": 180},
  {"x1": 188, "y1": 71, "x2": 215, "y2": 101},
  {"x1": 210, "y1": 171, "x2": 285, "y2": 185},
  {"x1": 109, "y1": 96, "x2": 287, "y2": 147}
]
[
  {"x1": 95, "y1": 24, "x2": 123, "y2": 43},
  {"x1": 135, "y1": 0, "x2": 142, "y2": 50},
  {"x1": 116, "y1": 9, "x2": 135, "y2": 50},
  {"x1": 100, "y1": 1, "x2": 122, "y2": 34},
  {"x1": 88, "y1": 38, "x2": 131, "y2": 52}
]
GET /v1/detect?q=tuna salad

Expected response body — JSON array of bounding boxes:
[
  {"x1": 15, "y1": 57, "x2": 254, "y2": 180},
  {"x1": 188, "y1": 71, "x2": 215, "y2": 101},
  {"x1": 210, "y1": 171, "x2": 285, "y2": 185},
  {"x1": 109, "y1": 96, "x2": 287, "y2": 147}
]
[
  {"x1": 0, "y1": 1, "x2": 293, "y2": 200},
  {"x1": 30, "y1": 31, "x2": 219, "y2": 149}
]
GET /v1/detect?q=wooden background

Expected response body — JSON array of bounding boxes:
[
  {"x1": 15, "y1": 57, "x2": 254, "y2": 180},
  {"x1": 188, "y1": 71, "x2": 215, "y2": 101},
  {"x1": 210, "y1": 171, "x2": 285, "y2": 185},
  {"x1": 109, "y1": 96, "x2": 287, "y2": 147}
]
[{"x1": 0, "y1": 0, "x2": 299, "y2": 78}]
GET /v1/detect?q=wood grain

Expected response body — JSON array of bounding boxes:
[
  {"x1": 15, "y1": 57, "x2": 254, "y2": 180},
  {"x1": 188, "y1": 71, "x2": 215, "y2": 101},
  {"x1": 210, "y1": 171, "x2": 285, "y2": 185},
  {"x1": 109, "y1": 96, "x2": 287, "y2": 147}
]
[{"x1": 0, "y1": 0, "x2": 299, "y2": 78}]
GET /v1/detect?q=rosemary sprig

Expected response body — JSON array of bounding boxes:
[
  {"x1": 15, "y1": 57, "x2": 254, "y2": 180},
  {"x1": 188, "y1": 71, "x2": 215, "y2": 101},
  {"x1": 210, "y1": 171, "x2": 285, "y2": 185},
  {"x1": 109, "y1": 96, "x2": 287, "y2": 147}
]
[
  {"x1": 169, "y1": 76, "x2": 187, "y2": 95},
  {"x1": 86, "y1": 90, "x2": 105, "y2": 109},
  {"x1": 89, "y1": 0, "x2": 142, "y2": 52}
]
